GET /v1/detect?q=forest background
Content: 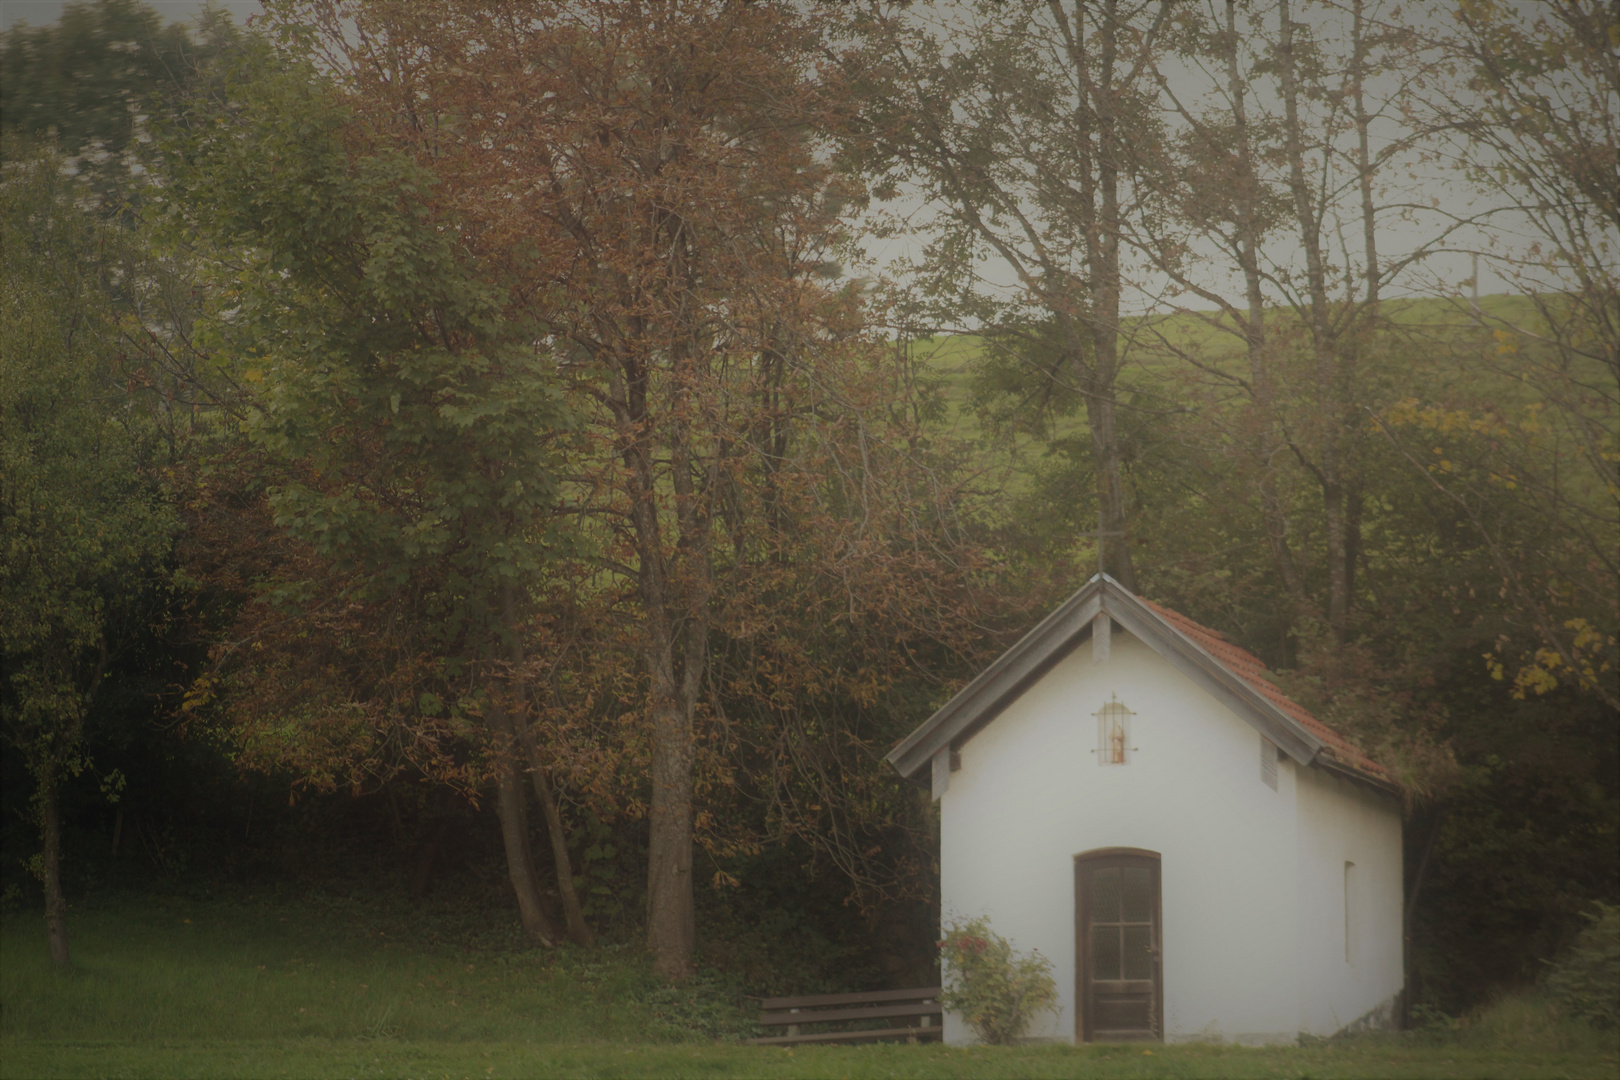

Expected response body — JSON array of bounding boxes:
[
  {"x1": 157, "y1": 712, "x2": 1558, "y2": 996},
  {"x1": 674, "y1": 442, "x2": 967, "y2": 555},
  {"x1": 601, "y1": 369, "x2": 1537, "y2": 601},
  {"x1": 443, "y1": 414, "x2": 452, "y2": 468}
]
[{"x1": 1, "y1": 0, "x2": 1614, "y2": 1020}]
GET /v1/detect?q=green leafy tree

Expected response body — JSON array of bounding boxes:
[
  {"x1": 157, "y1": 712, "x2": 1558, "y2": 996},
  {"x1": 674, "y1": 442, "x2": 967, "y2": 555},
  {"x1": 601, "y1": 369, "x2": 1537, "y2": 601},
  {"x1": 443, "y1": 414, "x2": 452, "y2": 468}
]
[
  {"x1": 1546, "y1": 901, "x2": 1620, "y2": 1030},
  {"x1": 1, "y1": 146, "x2": 175, "y2": 967},
  {"x1": 1399, "y1": 0, "x2": 1619, "y2": 711},
  {"x1": 844, "y1": 0, "x2": 1179, "y2": 591},
  {"x1": 1, "y1": 0, "x2": 238, "y2": 210},
  {"x1": 167, "y1": 45, "x2": 588, "y2": 944}
]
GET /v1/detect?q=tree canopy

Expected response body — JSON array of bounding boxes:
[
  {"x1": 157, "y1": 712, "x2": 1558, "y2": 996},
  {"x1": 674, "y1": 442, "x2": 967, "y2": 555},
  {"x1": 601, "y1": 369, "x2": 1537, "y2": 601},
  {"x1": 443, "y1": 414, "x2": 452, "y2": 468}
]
[{"x1": 1, "y1": 0, "x2": 1612, "y2": 1007}]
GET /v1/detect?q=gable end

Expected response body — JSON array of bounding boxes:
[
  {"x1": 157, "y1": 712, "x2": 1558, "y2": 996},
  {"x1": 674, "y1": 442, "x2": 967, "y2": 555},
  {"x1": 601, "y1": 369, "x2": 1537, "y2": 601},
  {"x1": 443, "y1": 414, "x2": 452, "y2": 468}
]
[{"x1": 885, "y1": 576, "x2": 1396, "y2": 797}]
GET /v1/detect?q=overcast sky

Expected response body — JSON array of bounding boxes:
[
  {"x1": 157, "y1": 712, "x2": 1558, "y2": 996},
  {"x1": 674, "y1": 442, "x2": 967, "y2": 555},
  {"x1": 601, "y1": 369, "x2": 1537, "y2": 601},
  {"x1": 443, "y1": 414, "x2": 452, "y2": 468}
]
[
  {"x1": 4, "y1": 0, "x2": 1581, "y2": 315},
  {"x1": 1, "y1": 0, "x2": 261, "y2": 30}
]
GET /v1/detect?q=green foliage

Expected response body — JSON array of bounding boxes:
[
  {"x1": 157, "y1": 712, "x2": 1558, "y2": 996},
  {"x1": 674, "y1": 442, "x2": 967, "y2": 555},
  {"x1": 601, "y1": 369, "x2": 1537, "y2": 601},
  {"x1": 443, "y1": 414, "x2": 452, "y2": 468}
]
[
  {"x1": 643, "y1": 969, "x2": 761, "y2": 1043},
  {"x1": 0, "y1": 145, "x2": 173, "y2": 774},
  {"x1": 938, "y1": 916, "x2": 1057, "y2": 1046},
  {"x1": 2, "y1": 0, "x2": 185, "y2": 152},
  {"x1": 1406, "y1": 986, "x2": 1619, "y2": 1057},
  {"x1": 170, "y1": 56, "x2": 572, "y2": 625},
  {"x1": 1547, "y1": 903, "x2": 1620, "y2": 1030},
  {"x1": 1, "y1": 0, "x2": 239, "y2": 208},
  {"x1": 161, "y1": 39, "x2": 577, "y2": 787}
]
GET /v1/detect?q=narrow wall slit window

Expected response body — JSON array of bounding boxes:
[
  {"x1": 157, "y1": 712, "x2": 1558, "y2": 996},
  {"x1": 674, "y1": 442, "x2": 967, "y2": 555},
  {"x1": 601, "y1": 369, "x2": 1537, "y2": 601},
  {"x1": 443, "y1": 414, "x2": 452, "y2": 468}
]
[
  {"x1": 1343, "y1": 861, "x2": 1357, "y2": 964},
  {"x1": 1094, "y1": 695, "x2": 1136, "y2": 765}
]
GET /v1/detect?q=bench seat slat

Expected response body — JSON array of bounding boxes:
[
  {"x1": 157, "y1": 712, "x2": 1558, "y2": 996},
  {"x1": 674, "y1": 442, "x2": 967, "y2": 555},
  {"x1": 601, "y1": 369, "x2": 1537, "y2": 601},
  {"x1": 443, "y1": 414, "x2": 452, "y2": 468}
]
[
  {"x1": 758, "y1": 986, "x2": 944, "y2": 1011},
  {"x1": 760, "y1": 1001, "x2": 941, "y2": 1026},
  {"x1": 748, "y1": 1025, "x2": 945, "y2": 1047}
]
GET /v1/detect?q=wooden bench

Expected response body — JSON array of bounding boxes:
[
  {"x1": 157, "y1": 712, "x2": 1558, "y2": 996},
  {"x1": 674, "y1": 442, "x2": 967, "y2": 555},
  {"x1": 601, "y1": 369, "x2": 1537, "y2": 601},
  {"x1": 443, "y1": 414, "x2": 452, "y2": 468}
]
[{"x1": 747, "y1": 987, "x2": 944, "y2": 1046}]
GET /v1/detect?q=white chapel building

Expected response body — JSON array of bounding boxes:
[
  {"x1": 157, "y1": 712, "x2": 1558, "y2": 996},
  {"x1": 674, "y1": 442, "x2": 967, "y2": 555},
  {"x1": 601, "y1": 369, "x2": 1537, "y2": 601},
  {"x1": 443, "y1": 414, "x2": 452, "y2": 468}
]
[{"x1": 887, "y1": 575, "x2": 1405, "y2": 1045}]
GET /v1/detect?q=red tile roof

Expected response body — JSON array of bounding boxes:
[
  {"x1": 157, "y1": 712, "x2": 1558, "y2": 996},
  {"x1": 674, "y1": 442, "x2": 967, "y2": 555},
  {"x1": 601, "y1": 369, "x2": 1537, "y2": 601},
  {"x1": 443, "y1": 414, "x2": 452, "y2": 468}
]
[{"x1": 1139, "y1": 598, "x2": 1392, "y2": 784}]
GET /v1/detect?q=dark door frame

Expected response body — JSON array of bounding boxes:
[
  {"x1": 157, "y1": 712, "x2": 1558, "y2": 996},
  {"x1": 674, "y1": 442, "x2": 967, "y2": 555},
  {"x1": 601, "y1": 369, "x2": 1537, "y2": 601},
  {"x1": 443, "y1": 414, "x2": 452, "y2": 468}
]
[{"x1": 1074, "y1": 847, "x2": 1163, "y2": 1043}]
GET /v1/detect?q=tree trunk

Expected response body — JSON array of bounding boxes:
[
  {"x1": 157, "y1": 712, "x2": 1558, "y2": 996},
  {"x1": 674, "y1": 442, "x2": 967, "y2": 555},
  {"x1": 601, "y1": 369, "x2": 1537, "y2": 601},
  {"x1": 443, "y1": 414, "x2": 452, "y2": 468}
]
[
  {"x1": 627, "y1": 492, "x2": 698, "y2": 978},
  {"x1": 1280, "y1": 0, "x2": 1354, "y2": 643},
  {"x1": 1052, "y1": 0, "x2": 1139, "y2": 593},
  {"x1": 1089, "y1": 2, "x2": 1136, "y2": 595},
  {"x1": 1223, "y1": 0, "x2": 1309, "y2": 620},
  {"x1": 614, "y1": 342, "x2": 707, "y2": 981},
  {"x1": 488, "y1": 703, "x2": 557, "y2": 946},
  {"x1": 646, "y1": 688, "x2": 696, "y2": 979},
  {"x1": 410, "y1": 820, "x2": 451, "y2": 901},
  {"x1": 1084, "y1": 385, "x2": 1136, "y2": 591},
  {"x1": 516, "y1": 722, "x2": 594, "y2": 947},
  {"x1": 1352, "y1": 0, "x2": 1381, "y2": 309},
  {"x1": 39, "y1": 755, "x2": 70, "y2": 968},
  {"x1": 497, "y1": 583, "x2": 593, "y2": 947}
]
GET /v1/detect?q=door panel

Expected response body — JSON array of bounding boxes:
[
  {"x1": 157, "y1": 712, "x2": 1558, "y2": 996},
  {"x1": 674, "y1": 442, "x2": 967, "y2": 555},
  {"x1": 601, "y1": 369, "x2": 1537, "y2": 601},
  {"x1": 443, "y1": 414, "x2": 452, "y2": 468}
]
[{"x1": 1076, "y1": 850, "x2": 1162, "y2": 1042}]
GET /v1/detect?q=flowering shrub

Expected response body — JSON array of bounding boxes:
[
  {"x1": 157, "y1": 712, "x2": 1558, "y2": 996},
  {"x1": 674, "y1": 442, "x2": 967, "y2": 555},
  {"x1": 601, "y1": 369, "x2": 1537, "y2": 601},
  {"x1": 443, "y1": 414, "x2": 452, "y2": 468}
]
[{"x1": 938, "y1": 916, "x2": 1058, "y2": 1045}]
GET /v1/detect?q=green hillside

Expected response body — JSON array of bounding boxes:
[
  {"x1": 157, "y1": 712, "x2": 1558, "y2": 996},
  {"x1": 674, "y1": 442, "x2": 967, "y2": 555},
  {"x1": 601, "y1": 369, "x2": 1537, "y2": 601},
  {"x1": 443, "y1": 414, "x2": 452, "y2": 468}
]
[{"x1": 908, "y1": 293, "x2": 1583, "y2": 466}]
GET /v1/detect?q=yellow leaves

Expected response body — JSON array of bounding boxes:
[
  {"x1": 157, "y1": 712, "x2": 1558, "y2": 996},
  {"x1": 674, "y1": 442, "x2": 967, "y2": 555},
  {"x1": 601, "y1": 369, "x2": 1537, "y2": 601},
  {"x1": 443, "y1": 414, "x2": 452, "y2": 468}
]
[
  {"x1": 1514, "y1": 651, "x2": 1564, "y2": 698},
  {"x1": 1567, "y1": 618, "x2": 1608, "y2": 654},
  {"x1": 244, "y1": 368, "x2": 264, "y2": 384},
  {"x1": 1384, "y1": 397, "x2": 1506, "y2": 438},
  {"x1": 1498, "y1": 619, "x2": 1618, "y2": 701},
  {"x1": 180, "y1": 674, "x2": 216, "y2": 713},
  {"x1": 1492, "y1": 329, "x2": 1519, "y2": 356}
]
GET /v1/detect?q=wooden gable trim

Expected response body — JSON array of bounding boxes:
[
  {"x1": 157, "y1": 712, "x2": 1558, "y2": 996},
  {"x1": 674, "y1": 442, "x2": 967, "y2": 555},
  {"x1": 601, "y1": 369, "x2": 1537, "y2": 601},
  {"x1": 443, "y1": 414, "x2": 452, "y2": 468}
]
[
  {"x1": 886, "y1": 575, "x2": 1338, "y2": 783},
  {"x1": 885, "y1": 590, "x2": 1101, "y2": 781}
]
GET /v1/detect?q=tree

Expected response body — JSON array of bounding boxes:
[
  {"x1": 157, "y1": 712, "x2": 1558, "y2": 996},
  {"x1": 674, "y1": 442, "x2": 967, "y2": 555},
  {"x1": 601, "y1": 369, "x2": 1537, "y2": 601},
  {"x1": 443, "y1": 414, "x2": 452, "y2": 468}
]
[
  {"x1": 278, "y1": 0, "x2": 909, "y2": 977},
  {"x1": 1129, "y1": 0, "x2": 1474, "y2": 647},
  {"x1": 1, "y1": 145, "x2": 175, "y2": 966},
  {"x1": 1, "y1": 0, "x2": 237, "y2": 210},
  {"x1": 844, "y1": 0, "x2": 1180, "y2": 591},
  {"x1": 168, "y1": 47, "x2": 588, "y2": 944},
  {"x1": 1390, "y1": 0, "x2": 1618, "y2": 709}
]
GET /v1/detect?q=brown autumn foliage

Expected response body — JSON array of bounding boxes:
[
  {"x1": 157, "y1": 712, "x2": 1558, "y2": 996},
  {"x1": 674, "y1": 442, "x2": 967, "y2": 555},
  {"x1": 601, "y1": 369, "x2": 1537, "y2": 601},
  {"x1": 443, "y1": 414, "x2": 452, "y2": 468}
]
[{"x1": 202, "y1": 0, "x2": 1025, "y2": 975}]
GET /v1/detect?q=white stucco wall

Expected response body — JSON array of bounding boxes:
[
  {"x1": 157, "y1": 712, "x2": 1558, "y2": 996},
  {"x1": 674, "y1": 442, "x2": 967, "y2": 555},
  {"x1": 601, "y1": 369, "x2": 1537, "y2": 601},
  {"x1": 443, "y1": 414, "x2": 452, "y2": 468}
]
[
  {"x1": 1294, "y1": 765, "x2": 1405, "y2": 1035},
  {"x1": 937, "y1": 626, "x2": 1403, "y2": 1045}
]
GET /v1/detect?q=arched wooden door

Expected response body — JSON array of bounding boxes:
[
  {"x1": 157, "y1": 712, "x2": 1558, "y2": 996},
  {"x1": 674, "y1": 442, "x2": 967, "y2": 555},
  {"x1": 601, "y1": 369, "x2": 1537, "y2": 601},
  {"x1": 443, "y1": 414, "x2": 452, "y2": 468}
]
[{"x1": 1075, "y1": 848, "x2": 1162, "y2": 1042}]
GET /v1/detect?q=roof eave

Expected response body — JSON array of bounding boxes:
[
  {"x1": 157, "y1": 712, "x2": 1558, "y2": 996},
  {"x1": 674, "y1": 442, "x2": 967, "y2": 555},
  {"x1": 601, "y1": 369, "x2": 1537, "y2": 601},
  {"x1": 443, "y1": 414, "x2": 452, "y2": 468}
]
[
  {"x1": 1312, "y1": 750, "x2": 1403, "y2": 798},
  {"x1": 884, "y1": 580, "x2": 1104, "y2": 780}
]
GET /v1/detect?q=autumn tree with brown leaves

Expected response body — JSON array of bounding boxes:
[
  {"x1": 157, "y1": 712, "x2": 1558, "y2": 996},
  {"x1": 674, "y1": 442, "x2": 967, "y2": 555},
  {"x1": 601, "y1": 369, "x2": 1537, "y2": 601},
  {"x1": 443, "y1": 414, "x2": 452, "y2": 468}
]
[
  {"x1": 167, "y1": 39, "x2": 592, "y2": 946},
  {"x1": 260, "y1": 0, "x2": 1007, "y2": 978}
]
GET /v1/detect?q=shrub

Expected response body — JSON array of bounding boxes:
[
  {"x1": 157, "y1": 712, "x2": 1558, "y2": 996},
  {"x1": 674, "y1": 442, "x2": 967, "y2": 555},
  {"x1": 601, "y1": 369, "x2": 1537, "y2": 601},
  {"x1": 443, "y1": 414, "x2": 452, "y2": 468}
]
[
  {"x1": 938, "y1": 916, "x2": 1057, "y2": 1045},
  {"x1": 1545, "y1": 902, "x2": 1620, "y2": 1030}
]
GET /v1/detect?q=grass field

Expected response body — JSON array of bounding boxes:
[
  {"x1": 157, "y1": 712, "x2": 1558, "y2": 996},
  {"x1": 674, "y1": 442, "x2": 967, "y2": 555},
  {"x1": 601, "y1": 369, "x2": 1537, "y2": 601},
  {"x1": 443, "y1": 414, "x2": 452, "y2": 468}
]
[
  {"x1": 3, "y1": 891, "x2": 1616, "y2": 1079},
  {"x1": 907, "y1": 292, "x2": 1563, "y2": 438}
]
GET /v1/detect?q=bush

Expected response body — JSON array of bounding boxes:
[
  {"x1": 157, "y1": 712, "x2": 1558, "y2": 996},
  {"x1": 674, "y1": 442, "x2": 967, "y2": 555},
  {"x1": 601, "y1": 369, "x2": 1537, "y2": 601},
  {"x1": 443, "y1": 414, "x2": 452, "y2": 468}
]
[
  {"x1": 1545, "y1": 902, "x2": 1620, "y2": 1030},
  {"x1": 937, "y1": 916, "x2": 1057, "y2": 1045}
]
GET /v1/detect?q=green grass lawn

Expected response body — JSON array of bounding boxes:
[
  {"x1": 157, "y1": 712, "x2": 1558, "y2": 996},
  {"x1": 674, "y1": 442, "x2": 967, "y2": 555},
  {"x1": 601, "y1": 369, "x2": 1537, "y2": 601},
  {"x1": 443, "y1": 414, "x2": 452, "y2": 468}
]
[
  {"x1": 6, "y1": 1039, "x2": 1619, "y2": 1080},
  {"x1": 3, "y1": 893, "x2": 1616, "y2": 1079}
]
